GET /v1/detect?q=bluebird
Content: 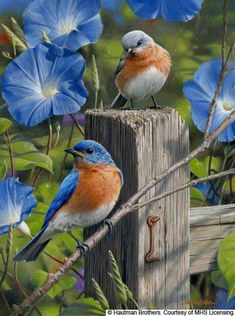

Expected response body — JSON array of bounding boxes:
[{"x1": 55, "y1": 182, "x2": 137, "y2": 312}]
[
  {"x1": 13, "y1": 140, "x2": 123, "y2": 262},
  {"x1": 110, "y1": 30, "x2": 171, "y2": 109}
]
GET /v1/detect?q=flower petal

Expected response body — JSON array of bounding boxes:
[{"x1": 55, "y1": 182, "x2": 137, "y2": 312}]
[
  {"x1": 126, "y1": 0, "x2": 204, "y2": 22},
  {"x1": 2, "y1": 43, "x2": 88, "y2": 127},
  {"x1": 24, "y1": 0, "x2": 103, "y2": 50},
  {"x1": 0, "y1": 178, "x2": 37, "y2": 235}
]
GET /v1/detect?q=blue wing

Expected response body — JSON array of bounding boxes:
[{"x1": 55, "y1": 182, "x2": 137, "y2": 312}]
[
  {"x1": 114, "y1": 54, "x2": 125, "y2": 78},
  {"x1": 42, "y1": 169, "x2": 80, "y2": 229}
]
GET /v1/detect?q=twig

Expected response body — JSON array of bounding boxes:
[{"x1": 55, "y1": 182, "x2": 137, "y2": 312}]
[
  {"x1": 13, "y1": 261, "x2": 26, "y2": 300},
  {"x1": 69, "y1": 114, "x2": 84, "y2": 136},
  {"x1": 0, "y1": 226, "x2": 12, "y2": 288},
  {"x1": 0, "y1": 287, "x2": 11, "y2": 313},
  {"x1": 11, "y1": 110, "x2": 235, "y2": 316},
  {"x1": 0, "y1": 250, "x2": 6, "y2": 265},
  {"x1": 13, "y1": 260, "x2": 42, "y2": 316},
  {"x1": 222, "y1": 0, "x2": 228, "y2": 66},
  {"x1": 203, "y1": 0, "x2": 234, "y2": 139},
  {"x1": 59, "y1": 122, "x2": 74, "y2": 179},
  {"x1": 133, "y1": 169, "x2": 235, "y2": 210},
  {"x1": 32, "y1": 119, "x2": 52, "y2": 187},
  {"x1": 43, "y1": 250, "x2": 84, "y2": 279},
  {"x1": 4, "y1": 131, "x2": 15, "y2": 177}
]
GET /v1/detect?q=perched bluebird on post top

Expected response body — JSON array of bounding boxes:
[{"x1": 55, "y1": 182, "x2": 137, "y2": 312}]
[
  {"x1": 111, "y1": 30, "x2": 171, "y2": 109},
  {"x1": 13, "y1": 140, "x2": 123, "y2": 262}
]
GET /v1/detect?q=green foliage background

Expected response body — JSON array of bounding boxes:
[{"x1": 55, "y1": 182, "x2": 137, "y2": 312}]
[{"x1": 0, "y1": 0, "x2": 235, "y2": 314}]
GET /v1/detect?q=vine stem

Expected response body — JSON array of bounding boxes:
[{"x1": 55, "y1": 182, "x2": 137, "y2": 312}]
[
  {"x1": 4, "y1": 131, "x2": 15, "y2": 177},
  {"x1": 69, "y1": 114, "x2": 84, "y2": 136},
  {"x1": 0, "y1": 225, "x2": 13, "y2": 288},
  {"x1": 59, "y1": 122, "x2": 74, "y2": 179},
  {"x1": 94, "y1": 90, "x2": 98, "y2": 109},
  {"x1": 32, "y1": 119, "x2": 52, "y2": 187},
  {"x1": 0, "y1": 288, "x2": 11, "y2": 313}
]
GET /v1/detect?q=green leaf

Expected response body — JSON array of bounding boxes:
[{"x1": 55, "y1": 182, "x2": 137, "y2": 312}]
[
  {"x1": 210, "y1": 270, "x2": 228, "y2": 290},
  {"x1": 0, "y1": 118, "x2": 12, "y2": 134},
  {"x1": 190, "y1": 158, "x2": 205, "y2": 178},
  {"x1": 204, "y1": 156, "x2": 221, "y2": 174},
  {"x1": 31, "y1": 271, "x2": 77, "y2": 300},
  {"x1": 191, "y1": 187, "x2": 204, "y2": 202},
  {"x1": 190, "y1": 285, "x2": 202, "y2": 301},
  {"x1": 0, "y1": 160, "x2": 7, "y2": 179},
  {"x1": 14, "y1": 158, "x2": 36, "y2": 171},
  {"x1": 38, "y1": 182, "x2": 60, "y2": 204},
  {"x1": 224, "y1": 176, "x2": 235, "y2": 194},
  {"x1": 91, "y1": 278, "x2": 109, "y2": 310},
  {"x1": 108, "y1": 250, "x2": 128, "y2": 308},
  {"x1": 218, "y1": 234, "x2": 235, "y2": 300},
  {"x1": 11, "y1": 141, "x2": 37, "y2": 154},
  {"x1": 31, "y1": 270, "x2": 47, "y2": 288},
  {"x1": 60, "y1": 298, "x2": 105, "y2": 316},
  {"x1": 21, "y1": 152, "x2": 53, "y2": 173},
  {"x1": 190, "y1": 157, "x2": 221, "y2": 179},
  {"x1": 1, "y1": 24, "x2": 27, "y2": 52}
]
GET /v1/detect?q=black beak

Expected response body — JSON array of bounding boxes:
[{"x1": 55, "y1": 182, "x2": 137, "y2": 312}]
[
  {"x1": 64, "y1": 148, "x2": 78, "y2": 155},
  {"x1": 64, "y1": 148, "x2": 85, "y2": 158}
]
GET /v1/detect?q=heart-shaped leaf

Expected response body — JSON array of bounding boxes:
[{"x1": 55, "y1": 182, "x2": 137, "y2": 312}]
[{"x1": 218, "y1": 234, "x2": 235, "y2": 300}]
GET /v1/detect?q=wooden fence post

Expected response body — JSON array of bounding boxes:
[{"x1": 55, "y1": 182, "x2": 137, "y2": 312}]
[{"x1": 84, "y1": 109, "x2": 190, "y2": 308}]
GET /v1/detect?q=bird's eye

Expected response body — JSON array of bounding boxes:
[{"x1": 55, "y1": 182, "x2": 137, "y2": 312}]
[
  {"x1": 86, "y1": 148, "x2": 94, "y2": 154},
  {"x1": 137, "y1": 40, "x2": 143, "y2": 46}
]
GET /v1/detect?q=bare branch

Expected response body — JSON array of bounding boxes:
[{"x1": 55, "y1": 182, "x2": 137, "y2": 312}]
[
  {"x1": 133, "y1": 168, "x2": 235, "y2": 210},
  {"x1": 69, "y1": 114, "x2": 84, "y2": 136},
  {"x1": 222, "y1": 0, "x2": 228, "y2": 66},
  {"x1": 203, "y1": 0, "x2": 234, "y2": 140}
]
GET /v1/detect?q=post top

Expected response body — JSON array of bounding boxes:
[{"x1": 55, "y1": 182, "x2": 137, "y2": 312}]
[{"x1": 85, "y1": 108, "x2": 182, "y2": 125}]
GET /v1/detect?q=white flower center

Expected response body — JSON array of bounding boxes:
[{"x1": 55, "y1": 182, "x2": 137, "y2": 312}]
[
  {"x1": 222, "y1": 102, "x2": 233, "y2": 111},
  {"x1": 42, "y1": 85, "x2": 58, "y2": 99},
  {"x1": 59, "y1": 20, "x2": 75, "y2": 35}
]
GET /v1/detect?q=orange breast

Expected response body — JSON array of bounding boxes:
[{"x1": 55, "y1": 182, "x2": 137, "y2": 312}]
[
  {"x1": 116, "y1": 44, "x2": 171, "y2": 93},
  {"x1": 59, "y1": 164, "x2": 122, "y2": 215}
]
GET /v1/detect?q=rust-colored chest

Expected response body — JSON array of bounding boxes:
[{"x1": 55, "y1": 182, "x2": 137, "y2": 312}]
[
  {"x1": 116, "y1": 44, "x2": 171, "y2": 92},
  {"x1": 67, "y1": 164, "x2": 122, "y2": 214}
]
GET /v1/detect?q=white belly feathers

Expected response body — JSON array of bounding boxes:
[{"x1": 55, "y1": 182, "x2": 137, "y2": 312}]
[
  {"x1": 122, "y1": 66, "x2": 167, "y2": 101},
  {"x1": 49, "y1": 201, "x2": 116, "y2": 232}
]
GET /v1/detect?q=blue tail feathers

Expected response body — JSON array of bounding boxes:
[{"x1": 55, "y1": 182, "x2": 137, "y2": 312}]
[{"x1": 13, "y1": 226, "x2": 51, "y2": 262}]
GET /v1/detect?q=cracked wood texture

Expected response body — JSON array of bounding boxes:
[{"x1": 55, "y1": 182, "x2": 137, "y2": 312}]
[
  {"x1": 84, "y1": 109, "x2": 190, "y2": 308},
  {"x1": 190, "y1": 204, "x2": 235, "y2": 274}
]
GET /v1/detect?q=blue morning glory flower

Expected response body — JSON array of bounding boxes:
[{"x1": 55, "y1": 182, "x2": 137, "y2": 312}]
[
  {"x1": 126, "y1": 0, "x2": 204, "y2": 22},
  {"x1": 0, "y1": 177, "x2": 37, "y2": 235},
  {"x1": 2, "y1": 43, "x2": 88, "y2": 127},
  {"x1": 195, "y1": 182, "x2": 220, "y2": 206},
  {"x1": 183, "y1": 58, "x2": 235, "y2": 142},
  {"x1": 23, "y1": 0, "x2": 103, "y2": 50},
  {"x1": 215, "y1": 289, "x2": 235, "y2": 309},
  {"x1": 101, "y1": 0, "x2": 124, "y2": 25}
]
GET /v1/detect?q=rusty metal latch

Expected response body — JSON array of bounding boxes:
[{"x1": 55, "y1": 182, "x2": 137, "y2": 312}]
[{"x1": 145, "y1": 215, "x2": 160, "y2": 263}]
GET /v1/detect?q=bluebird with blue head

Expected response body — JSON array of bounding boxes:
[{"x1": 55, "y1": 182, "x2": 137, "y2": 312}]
[{"x1": 13, "y1": 140, "x2": 123, "y2": 262}]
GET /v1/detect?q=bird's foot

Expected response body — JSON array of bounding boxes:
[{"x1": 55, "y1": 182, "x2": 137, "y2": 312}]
[
  {"x1": 103, "y1": 219, "x2": 114, "y2": 234},
  {"x1": 77, "y1": 241, "x2": 90, "y2": 256},
  {"x1": 149, "y1": 104, "x2": 165, "y2": 110}
]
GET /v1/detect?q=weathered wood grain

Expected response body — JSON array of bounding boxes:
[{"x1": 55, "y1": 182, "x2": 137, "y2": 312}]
[
  {"x1": 190, "y1": 204, "x2": 235, "y2": 274},
  {"x1": 84, "y1": 109, "x2": 190, "y2": 309}
]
